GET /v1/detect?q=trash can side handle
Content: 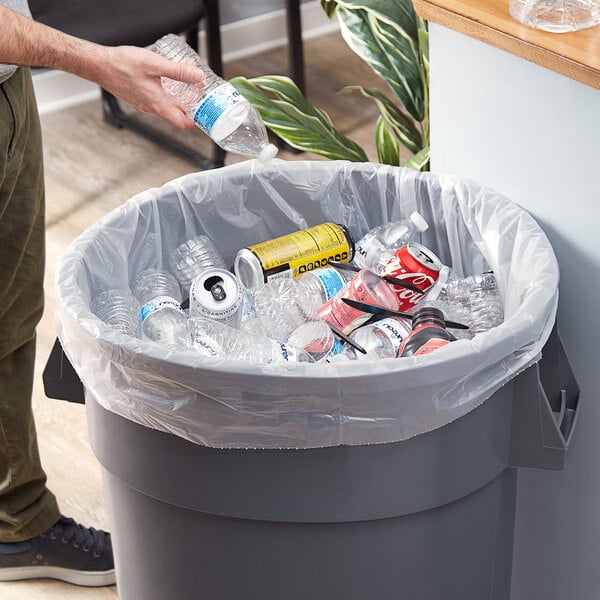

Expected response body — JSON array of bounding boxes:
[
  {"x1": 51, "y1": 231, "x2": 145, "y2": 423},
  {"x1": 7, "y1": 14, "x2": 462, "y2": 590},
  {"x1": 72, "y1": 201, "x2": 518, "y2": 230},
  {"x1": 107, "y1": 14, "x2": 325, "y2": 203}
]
[
  {"x1": 42, "y1": 337, "x2": 85, "y2": 404},
  {"x1": 509, "y1": 324, "x2": 580, "y2": 470}
]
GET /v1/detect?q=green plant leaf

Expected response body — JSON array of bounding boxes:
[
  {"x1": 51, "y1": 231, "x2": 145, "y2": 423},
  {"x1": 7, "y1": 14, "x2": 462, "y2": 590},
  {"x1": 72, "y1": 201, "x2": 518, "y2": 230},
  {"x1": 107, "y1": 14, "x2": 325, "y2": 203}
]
[
  {"x1": 344, "y1": 85, "x2": 421, "y2": 154},
  {"x1": 332, "y1": 0, "x2": 425, "y2": 122},
  {"x1": 231, "y1": 76, "x2": 368, "y2": 162},
  {"x1": 320, "y1": 0, "x2": 338, "y2": 18},
  {"x1": 375, "y1": 116, "x2": 399, "y2": 166},
  {"x1": 403, "y1": 146, "x2": 430, "y2": 171}
]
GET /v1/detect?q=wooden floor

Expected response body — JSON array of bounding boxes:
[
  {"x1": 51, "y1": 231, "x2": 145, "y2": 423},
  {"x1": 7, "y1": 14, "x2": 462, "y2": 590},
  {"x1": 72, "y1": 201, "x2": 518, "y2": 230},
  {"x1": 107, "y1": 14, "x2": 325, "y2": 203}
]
[{"x1": 1, "y1": 32, "x2": 390, "y2": 598}]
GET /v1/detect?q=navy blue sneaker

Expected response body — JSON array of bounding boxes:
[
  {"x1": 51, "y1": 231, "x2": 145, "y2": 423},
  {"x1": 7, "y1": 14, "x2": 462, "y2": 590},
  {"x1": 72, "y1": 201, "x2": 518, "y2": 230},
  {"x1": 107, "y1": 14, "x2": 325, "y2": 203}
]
[{"x1": 0, "y1": 516, "x2": 115, "y2": 586}]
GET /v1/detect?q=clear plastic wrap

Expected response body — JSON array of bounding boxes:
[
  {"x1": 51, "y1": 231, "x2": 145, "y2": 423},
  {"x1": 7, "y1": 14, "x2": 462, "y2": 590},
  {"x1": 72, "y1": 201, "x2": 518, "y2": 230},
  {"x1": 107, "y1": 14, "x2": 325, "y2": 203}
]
[{"x1": 55, "y1": 160, "x2": 559, "y2": 449}]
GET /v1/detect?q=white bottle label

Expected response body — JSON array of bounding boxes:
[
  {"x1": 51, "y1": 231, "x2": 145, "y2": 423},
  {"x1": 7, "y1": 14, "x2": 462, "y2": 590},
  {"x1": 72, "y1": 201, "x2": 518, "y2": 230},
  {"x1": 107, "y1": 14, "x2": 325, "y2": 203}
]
[
  {"x1": 276, "y1": 342, "x2": 300, "y2": 362},
  {"x1": 355, "y1": 236, "x2": 386, "y2": 269},
  {"x1": 140, "y1": 296, "x2": 184, "y2": 322},
  {"x1": 372, "y1": 318, "x2": 408, "y2": 355},
  {"x1": 193, "y1": 82, "x2": 243, "y2": 134}
]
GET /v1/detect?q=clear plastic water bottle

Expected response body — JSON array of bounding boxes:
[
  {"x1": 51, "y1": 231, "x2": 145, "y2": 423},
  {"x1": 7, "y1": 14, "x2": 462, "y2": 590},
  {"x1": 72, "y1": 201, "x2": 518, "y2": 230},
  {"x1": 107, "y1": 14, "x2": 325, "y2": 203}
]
[
  {"x1": 91, "y1": 288, "x2": 141, "y2": 338},
  {"x1": 133, "y1": 268, "x2": 188, "y2": 346},
  {"x1": 170, "y1": 235, "x2": 227, "y2": 290},
  {"x1": 294, "y1": 267, "x2": 354, "y2": 317},
  {"x1": 252, "y1": 267, "x2": 352, "y2": 342},
  {"x1": 150, "y1": 34, "x2": 278, "y2": 161},
  {"x1": 509, "y1": 0, "x2": 600, "y2": 32},
  {"x1": 344, "y1": 316, "x2": 411, "y2": 360},
  {"x1": 188, "y1": 317, "x2": 314, "y2": 364},
  {"x1": 425, "y1": 267, "x2": 504, "y2": 336},
  {"x1": 316, "y1": 269, "x2": 400, "y2": 335},
  {"x1": 251, "y1": 279, "x2": 305, "y2": 342},
  {"x1": 353, "y1": 211, "x2": 429, "y2": 273},
  {"x1": 287, "y1": 320, "x2": 344, "y2": 362}
]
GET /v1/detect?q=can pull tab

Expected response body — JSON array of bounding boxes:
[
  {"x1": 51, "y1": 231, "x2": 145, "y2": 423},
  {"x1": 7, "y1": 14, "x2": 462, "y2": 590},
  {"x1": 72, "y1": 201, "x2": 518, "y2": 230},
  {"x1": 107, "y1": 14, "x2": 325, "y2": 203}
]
[
  {"x1": 204, "y1": 275, "x2": 227, "y2": 301},
  {"x1": 211, "y1": 283, "x2": 226, "y2": 301}
]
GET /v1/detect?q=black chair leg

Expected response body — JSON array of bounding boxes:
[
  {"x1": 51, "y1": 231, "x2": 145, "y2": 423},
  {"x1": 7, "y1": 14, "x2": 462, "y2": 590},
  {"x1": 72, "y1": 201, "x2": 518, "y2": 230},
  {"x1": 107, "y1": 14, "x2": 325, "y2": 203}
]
[
  {"x1": 286, "y1": 0, "x2": 305, "y2": 95},
  {"x1": 276, "y1": 0, "x2": 306, "y2": 155},
  {"x1": 101, "y1": 89, "x2": 224, "y2": 169}
]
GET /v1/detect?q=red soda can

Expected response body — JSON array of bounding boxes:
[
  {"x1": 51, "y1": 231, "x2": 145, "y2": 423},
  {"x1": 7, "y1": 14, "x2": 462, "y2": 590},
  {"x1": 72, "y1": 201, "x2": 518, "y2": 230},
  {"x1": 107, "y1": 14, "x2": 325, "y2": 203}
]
[{"x1": 380, "y1": 242, "x2": 442, "y2": 312}]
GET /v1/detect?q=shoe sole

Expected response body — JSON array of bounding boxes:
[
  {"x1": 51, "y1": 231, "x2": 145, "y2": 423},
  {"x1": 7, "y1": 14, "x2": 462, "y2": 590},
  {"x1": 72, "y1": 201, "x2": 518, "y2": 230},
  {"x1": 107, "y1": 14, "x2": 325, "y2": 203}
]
[{"x1": 0, "y1": 565, "x2": 116, "y2": 587}]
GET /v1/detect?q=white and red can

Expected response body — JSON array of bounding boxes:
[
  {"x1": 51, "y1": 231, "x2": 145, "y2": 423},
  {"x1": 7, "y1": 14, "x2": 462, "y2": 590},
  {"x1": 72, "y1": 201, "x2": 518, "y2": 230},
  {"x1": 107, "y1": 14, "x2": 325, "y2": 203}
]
[{"x1": 380, "y1": 242, "x2": 442, "y2": 312}]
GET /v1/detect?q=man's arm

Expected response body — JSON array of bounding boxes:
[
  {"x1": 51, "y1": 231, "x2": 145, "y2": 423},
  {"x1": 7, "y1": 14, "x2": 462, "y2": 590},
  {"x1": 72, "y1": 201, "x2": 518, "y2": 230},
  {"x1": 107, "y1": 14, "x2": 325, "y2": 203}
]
[{"x1": 0, "y1": 6, "x2": 204, "y2": 130}]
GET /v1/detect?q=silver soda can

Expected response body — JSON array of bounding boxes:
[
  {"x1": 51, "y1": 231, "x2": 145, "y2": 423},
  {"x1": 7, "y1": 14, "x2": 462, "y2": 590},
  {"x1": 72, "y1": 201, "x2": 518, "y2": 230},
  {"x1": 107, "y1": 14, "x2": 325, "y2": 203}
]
[{"x1": 189, "y1": 268, "x2": 243, "y2": 328}]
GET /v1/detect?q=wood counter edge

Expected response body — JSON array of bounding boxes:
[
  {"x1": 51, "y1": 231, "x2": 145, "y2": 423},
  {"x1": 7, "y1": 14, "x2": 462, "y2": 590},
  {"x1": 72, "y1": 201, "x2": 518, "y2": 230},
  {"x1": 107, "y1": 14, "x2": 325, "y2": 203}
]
[{"x1": 414, "y1": 0, "x2": 600, "y2": 91}]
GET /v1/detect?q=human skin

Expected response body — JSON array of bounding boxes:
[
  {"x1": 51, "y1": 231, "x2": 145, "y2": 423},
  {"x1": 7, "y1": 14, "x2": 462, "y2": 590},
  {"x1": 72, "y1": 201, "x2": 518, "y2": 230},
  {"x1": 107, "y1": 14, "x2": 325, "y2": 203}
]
[{"x1": 0, "y1": 5, "x2": 205, "y2": 130}]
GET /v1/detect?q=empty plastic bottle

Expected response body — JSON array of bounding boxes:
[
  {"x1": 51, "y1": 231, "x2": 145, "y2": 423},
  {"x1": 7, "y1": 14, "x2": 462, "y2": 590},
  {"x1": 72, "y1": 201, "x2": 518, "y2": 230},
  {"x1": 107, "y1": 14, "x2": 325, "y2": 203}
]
[
  {"x1": 150, "y1": 34, "x2": 278, "y2": 161},
  {"x1": 425, "y1": 267, "x2": 504, "y2": 337},
  {"x1": 509, "y1": 0, "x2": 600, "y2": 32},
  {"x1": 170, "y1": 235, "x2": 227, "y2": 289},
  {"x1": 252, "y1": 267, "x2": 353, "y2": 342},
  {"x1": 188, "y1": 317, "x2": 314, "y2": 364},
  {"x1": 316, "y1": 269, "x2": 400, "y2": 335},
  {"x1": 133, "y1": 268, "x2": 188, "y2": 346},
  {"x1": 353, "y1": 211, "x2": 429, "y2": 273},
  {"x1": 91, "y1": 288, "x2": 141, "y2": 338},
  {"x1": 287, "y1": 320, "x2": 344, "y2": 362},
  {"x1": 344, "y1": 316, "x2": 411, "y2": 360}
]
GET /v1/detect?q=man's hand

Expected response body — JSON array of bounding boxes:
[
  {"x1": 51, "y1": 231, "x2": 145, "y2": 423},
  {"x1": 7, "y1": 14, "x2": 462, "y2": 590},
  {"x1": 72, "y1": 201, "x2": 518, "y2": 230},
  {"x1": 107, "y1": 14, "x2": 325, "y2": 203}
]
[
  {"x1": 0, "y1": 6, "x2": 205, "y2": 131},
  {"x1": 94, "y1": 46, "x2": 205, "y2": 131}
]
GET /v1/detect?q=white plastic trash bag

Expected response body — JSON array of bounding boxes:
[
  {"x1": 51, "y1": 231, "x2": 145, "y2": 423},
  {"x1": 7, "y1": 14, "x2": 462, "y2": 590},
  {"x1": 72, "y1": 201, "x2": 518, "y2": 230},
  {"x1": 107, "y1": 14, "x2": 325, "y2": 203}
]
[{"x1": 55, "y1": 160, "x2": 559, "y2": 449}]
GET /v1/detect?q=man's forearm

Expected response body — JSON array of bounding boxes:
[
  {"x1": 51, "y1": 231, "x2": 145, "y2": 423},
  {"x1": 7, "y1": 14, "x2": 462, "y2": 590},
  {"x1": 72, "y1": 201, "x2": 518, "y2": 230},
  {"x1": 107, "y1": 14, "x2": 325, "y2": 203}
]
[{"x1": 0, "y1": 6, "x2": 107, "y2": 82}]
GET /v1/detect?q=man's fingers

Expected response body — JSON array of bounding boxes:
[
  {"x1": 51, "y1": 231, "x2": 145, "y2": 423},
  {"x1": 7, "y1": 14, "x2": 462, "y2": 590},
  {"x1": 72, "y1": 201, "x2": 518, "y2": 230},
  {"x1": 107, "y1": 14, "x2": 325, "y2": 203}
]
[{"x1": 160, "y1": 60, "x2": 205, "y2": 85}]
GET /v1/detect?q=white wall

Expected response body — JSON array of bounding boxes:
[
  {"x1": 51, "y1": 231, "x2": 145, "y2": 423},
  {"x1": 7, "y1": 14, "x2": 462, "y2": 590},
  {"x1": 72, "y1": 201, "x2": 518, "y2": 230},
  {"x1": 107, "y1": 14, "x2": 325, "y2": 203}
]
[{"x1": 429, "y1": 23, "x2": 600, "y2": 600}]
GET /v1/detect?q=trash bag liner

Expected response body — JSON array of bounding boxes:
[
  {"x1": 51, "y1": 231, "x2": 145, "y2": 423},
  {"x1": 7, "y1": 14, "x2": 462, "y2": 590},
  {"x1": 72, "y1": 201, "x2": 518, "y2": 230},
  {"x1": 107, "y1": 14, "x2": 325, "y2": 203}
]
[{"x1": 55, "y1": 160, "x2": 559, "y2": 449}]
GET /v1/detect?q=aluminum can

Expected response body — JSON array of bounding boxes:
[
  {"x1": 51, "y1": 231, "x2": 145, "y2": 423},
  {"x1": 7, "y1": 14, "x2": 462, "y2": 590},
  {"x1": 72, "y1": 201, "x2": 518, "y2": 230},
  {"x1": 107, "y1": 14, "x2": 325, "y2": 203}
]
[
  {"x1": 380, "y1": 242, "x2": 442, "y2": 312},
  {"x1": 233, "y1": 222, "x2": 354, "y2": 290},
  {"x1": 189, "y1": 268, "x2": 243, "y2": 327}
]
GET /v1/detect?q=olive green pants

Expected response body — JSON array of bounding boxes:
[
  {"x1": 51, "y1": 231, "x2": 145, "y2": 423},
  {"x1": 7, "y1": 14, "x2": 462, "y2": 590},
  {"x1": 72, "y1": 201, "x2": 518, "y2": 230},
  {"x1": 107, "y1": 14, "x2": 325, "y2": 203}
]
[{"x1": 0, "y1": 67, "x2": 60, "y2": 542}]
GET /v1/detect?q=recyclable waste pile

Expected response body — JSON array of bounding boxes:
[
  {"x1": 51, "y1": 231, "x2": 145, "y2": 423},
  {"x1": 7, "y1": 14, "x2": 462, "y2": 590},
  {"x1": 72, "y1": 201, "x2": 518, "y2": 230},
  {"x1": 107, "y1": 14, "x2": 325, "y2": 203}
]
[{"x1": 91, "y1": 212, "x2": 504, "y2": 365}]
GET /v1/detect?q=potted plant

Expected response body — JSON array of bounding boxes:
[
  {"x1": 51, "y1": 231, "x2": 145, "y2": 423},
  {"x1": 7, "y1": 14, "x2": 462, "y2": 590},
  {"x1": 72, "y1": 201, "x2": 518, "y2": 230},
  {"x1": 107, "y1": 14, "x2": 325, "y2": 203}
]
[{"x1": 231, "y1": 0, "x2": 429, "y2": 170}]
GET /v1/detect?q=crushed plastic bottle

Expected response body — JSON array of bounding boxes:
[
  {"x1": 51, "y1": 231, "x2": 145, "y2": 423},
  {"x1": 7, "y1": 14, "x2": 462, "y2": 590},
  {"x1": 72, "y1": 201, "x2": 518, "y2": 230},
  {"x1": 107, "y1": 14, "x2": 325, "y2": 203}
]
[
  {"x1": 424, "y1": 267, "x2": 504, "y2": 337},
  {"x1": 188, "y1": 317, "x2": 314, "y2": 364},
  {"x1": 150, "y1": 34, "x2": 278, "y2": 161},
  {"x1": 252, "y1": 267, "x2": 353, "y2": 342}
]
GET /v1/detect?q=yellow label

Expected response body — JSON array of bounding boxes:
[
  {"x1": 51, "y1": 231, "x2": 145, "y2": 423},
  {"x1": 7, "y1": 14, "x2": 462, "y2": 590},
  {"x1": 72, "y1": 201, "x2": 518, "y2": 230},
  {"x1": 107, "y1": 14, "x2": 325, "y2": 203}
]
[{"x1": 248, "y1": 223, "x2": 352, "y2": 278}]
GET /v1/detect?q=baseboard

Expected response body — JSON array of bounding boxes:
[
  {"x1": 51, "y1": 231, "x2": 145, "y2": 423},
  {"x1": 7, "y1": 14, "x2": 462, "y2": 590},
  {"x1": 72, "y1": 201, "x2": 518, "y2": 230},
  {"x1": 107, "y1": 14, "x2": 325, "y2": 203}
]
[{"x1": 33, "y1": 1, "x2": 339, "y2": 115}]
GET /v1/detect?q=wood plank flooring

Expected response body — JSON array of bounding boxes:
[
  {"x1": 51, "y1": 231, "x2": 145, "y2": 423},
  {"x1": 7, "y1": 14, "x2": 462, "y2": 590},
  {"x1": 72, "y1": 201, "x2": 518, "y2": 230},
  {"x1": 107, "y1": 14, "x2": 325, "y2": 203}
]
[{"x1": 2, "y1": 31, "x2": 388, "y2": 599}]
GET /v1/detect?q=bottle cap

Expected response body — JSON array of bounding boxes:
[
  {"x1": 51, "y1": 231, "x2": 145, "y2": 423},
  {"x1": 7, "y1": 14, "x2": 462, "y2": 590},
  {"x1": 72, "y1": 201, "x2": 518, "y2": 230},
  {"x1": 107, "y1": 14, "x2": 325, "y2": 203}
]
[
  {"x1": 257, "y1": 143, "x2": 278, "y2": 162},
  {"x1": 409, "y1": 211, "x2": 429, "y2": 232}
]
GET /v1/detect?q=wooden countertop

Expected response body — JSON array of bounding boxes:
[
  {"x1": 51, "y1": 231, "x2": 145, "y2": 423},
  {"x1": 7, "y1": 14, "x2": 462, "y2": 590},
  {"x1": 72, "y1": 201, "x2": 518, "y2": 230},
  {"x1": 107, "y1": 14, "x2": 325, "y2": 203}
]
[{"x1": 414, "y1": 0, "x2": 600, "y2": 90}]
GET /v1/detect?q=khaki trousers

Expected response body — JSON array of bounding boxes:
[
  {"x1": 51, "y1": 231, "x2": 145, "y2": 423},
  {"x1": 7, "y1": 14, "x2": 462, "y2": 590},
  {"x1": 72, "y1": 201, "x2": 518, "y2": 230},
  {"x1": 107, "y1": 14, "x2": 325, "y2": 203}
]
[{"x1": 0, "y1": 67, "x2": 60, "y2": 541}]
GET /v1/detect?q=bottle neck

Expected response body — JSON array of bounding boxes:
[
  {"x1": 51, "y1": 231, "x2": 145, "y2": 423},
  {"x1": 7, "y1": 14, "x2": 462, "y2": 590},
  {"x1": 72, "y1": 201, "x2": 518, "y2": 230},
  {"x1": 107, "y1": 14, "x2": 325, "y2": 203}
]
[{"x1": 411, "y1": 308, "x2": 447, "y2": 330}]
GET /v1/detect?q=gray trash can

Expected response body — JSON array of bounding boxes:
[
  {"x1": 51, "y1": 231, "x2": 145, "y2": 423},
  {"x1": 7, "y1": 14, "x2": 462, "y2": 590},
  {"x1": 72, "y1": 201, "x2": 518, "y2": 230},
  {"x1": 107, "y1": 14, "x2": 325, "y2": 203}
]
[{"x1": 53, "y1": 160, "x2": 578, "y2": 599}]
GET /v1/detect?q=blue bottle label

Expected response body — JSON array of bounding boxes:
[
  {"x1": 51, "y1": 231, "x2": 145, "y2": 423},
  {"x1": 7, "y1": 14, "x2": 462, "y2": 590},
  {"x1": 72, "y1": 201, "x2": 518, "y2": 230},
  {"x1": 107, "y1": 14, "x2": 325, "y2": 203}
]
[
  {"x1": 315, "y1": 267, "x2": 346, "y2": 301},
  {"x1": 140, "y1": 296, "x2": 184, "y2": 322},
  {"x1": 193, "y1": 82, "x2": 243, "y2": 134}
]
